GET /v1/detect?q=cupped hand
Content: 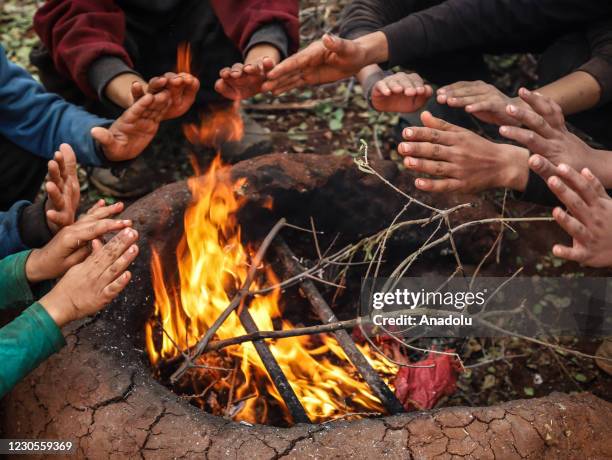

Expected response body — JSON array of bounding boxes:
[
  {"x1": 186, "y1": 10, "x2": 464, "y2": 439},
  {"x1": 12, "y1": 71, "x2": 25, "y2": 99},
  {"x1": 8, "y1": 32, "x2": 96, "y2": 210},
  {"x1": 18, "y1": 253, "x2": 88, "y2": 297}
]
[
  {"x1": 44, "y1": 143, "x2": 80, "y2": 233},
  {"x1": 398, "y1": 111, "x2": 528, "y2": 194},
  {"x1": 93, "y1": 91, "x2": 171, "y2": 162},
  {"x1": 437, "y1": 80, "x2": 522, "y2": 126},
  {"x1": 133, "y1": 72, "x2": 200, "y2": 120},
  {"x1": 25, "y1": 202, "x2": 130, "y2": 283},
  {"x1": 215, "y1": 57, "x2": 276, "y2": 100},
  {"x1": 39, "y1": 227, "x2": 140, "y2": 327},
  {"x1": 542, "y1": 162, "x2": 612, "y2": 267},
  {"x1": 370, "y1": 72, "x2": 433, "y2": 113}
]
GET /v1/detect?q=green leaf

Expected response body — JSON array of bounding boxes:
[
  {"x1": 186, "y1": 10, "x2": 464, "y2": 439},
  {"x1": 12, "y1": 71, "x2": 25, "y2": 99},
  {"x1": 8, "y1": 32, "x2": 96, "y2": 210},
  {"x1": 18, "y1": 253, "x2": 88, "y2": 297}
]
[
  {"x1": 574, "y1": 373, "x2": 587, "y2": 382},
  {"x1": 523, "y1": 387, "x2": 535, "y2": 396}
]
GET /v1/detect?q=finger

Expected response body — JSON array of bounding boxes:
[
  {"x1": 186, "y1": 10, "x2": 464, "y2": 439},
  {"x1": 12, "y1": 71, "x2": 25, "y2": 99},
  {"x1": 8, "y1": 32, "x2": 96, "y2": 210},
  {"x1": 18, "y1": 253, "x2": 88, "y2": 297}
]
[
  {"x1": 101, "y1": 243, "x2": 139, "y2": 285},
  {"x1": 421, "y1": 111, "x2": 463, "y2": 133},
  {"x1": 64, "y1": 245, "x2": 91, "y2": 268},
  {"x1": 82, "y1": 202, "x2": 127, "y2": 221},
  {"x1": 131, "y1": 81, "x2": 146, "y2": 101},
  {"x1": 220, "y1": 67, "x2": 232, "y2": 79},
  {"x1": 230, "y1": 63, "x2": 244, "y2": 78},
  {"x1": 398, "y1": 141, "x2": 452, "y2": 161},
  {"x1": 59, "y1": 144, "x2": 77, "y2": 179},
  {"x1": 547, "y1": 175, "x2": 590, "y2": 223},
  {"x1": 47, "y1": 159, "x2": 63, "y2": 189},
  {"x1": 499, "y1": 126, "x2": 548, "y2": 154},
  {"x1": 388, "y1": 78, "x2": 407, "y2": 94},
  {"x1": 91, "y1": 127, "x2": 115, "y2": 151},
  {"x1": 528, "y1": 154, "x2": 559, "y2": 182},
  {"x1": 102, "y1": 271, "x2": 132, "y2": 300},
  {"x1": 438, "y1": 81, "x2": 486, "y2": 98},
  {"x1": 552, "y1": 206, "x2": 590, "y2": 242},
  {"x1": 95, "y1": 228, "x2": 139, "y2": 271},
  {"x1": 465, "y1": 100, "x2": 496, "y2": 114},
  {"x1": 414, "y1": 177, "x2": 463, "y2": 193},
  {"x1": 505, "y1": 104, "x2": 555, "y2": 138},
  {"x1": 46, "y1": 181, "x2": 65, "y2": 210},
  {"x1": 517, "y1": 87, "x2": 565, "y2": 129},
  {"x1": 214, "y1": 79, "x2": 239, "y2": 100},
  {"x1": 552, "y1": 244, "x2": 588, "y2": 263},
  {"x1": 403, "y1": 156, "x2": 456, "y2": 178},
  {"x1": 147, "y1": 77, "x2": 168, "y2": 94},
  {"x1": 322, "y1": 33, "x2": 353, "y2": 56},
  {"x1": 54, "y1": 150, "x2": 68, "y2": 182},
  {"x1": 555, "y1": 163, "x2": 599, "y2": 205},
  {"x1": 447, "y1": 95, "x2": 484, "y2": 108},
  {"x1": 402, "y1": 127, "x2": 454, "y2": 145},
  {"x1": 373, "y1": 80, "x2": 392, "y2": 97},
  {"x1": 261, "y1": 57, "x2": 276, "y2": 73},
  {"x1": 581, "y1": 168, "x2": 608, "y2": 198},
  {"x1": 271, "y1": 74, "x2": 306, "y2": 95},
  {"x1": 424, "y1": 85, "x2": 434, "y2": 98},
  {"x1": 91, "y1": 239, "x2": 104, "y2": 253},
  {"x1": 71, "y1": 219, "x2": 133, "y2": 246}
]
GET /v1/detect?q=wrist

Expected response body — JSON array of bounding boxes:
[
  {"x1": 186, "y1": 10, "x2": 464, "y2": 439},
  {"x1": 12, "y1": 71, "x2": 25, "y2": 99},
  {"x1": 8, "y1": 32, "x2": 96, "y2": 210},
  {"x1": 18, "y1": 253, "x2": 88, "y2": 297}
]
[
  {"x1": 245, "y1": 44, "x2": 281, "y2": 66},
  {"x1": 355, "y1": 32, "x2": 389, "y2": 66},
  {"x1": 39, "y1": 289, "x2": 74, "y2": 328},
  {"x1": 498, "y1": 144, "x2": 530, "y2": 191},
  {"x1": 25, "y1": 249, "x2": 47, "y2": 284},
  {"x1": 105, "y1": 73, "x2": 147, "y2": 109}
]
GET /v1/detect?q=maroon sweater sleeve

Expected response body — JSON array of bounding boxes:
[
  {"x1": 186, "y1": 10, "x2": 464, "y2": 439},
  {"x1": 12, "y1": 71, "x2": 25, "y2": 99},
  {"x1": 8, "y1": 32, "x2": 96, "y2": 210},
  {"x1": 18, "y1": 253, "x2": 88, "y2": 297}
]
[
  {"x1": 33, "y1": 0, "x2": 133, "y2": 98},
  {"x1": 209, "y1": 0, "x2": 300, "y2": 55}
]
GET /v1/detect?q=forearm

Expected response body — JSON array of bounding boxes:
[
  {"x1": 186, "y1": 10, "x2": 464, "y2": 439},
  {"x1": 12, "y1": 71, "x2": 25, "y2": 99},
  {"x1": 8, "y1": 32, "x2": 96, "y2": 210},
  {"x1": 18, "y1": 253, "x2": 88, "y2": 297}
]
[
  {"x1": 497, "y1": 145, "x2": 530, "y2": 192},
  {"x1": 537, "y1": 71, "x2": 602, "y2": 115},
  {"x1": 354, "y1": 31, "x2": 390, "y2": 66},
  {"x1": 584, "y1": 148, "x2": 612, "y2": 188},
  {"x1": 0, "y1": 302, "x2": 65, "y2": 398}
]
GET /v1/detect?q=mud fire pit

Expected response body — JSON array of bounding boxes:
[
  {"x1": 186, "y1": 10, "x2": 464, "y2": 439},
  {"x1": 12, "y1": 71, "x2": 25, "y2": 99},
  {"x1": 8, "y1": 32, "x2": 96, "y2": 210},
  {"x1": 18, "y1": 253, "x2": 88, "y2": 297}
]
[{"x1": 1, "y1": 153, "x2": 611, "y2": 459}]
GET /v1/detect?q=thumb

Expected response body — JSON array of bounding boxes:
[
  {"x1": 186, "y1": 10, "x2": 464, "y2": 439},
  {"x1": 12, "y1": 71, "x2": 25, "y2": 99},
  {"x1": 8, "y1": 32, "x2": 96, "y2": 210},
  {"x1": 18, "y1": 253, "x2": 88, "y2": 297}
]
[
  {"x1": 322, "y1": 34, "x2": 352, "y2": 55},
  {"x1": 420, "y1": 111, "x2": 461, "y2": 132},
  {"x1": 91, "y1": 127, "x2": 119, "y2": 160}
]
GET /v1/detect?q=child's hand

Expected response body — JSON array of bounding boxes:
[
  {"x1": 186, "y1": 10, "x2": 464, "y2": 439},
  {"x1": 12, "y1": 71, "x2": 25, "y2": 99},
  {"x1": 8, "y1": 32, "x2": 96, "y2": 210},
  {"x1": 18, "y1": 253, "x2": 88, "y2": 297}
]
[
  {"x1": 542, "y1": 162, "x2": 612, "y2": 267},
  {"x1": 133, "y1": 72, "x2": 200, "y2": 120},
  {"x1": 215, "y1": 57, "x2": 276, "y2": 101},
  {"x1": 437, "y1": 81, "x2": 523, "y2": 126},
  {"x1": 370, "y1": 72, "x2": 433, "y2": 113},
  {"x1": 398, "y1": 111, "x2": 528, "y2": 193},
  {"x1": 92, "y1": 91, "x2": 171, "y2": 162},
  {"x1": 25, "y1": 202, "x2": 130, "y2": 283},
  {"x1": 44, "y1": 144, "x2": 79, "y2": 234},
  {"x1": 38, "y1": 227, "x2": 139, "y2": 327}
]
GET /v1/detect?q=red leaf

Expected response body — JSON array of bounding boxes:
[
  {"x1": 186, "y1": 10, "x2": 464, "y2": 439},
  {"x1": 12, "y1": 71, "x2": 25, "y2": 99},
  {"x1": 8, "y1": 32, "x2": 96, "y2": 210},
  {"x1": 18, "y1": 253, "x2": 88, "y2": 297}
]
[{"x1": 393, "y1": 350, "x2": 462, "y2": 411}]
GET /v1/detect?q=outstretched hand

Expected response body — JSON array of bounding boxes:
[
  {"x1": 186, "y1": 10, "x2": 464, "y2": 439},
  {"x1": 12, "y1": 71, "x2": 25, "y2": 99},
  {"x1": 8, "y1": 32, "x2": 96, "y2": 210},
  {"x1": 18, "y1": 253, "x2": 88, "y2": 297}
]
[
  {"x1": 93, "y1": 91, "x2": 171, "y2": 162},
  {"x1": 215, "y1": 57, "x2": 277, "y2": 100},
  {"x1": 437, "y1": 80, "x2": 522, "y2": 126},
  {"x1": 39, "y1": 226, "x2": 140, "y2": 327},
  {"x1": 44, "y1": 143, "x2": 80, "y2": 234},
  {"x1": 370, "y1": 72, "x2": 433, "y2": 113},
  {"x1": 539, "y1": 160, "x2": 612, "y2": 267},
  {"x1": 499, "y1": 88, "x2": 595, "y2": 180},
  {"x1": 25, "y1": 202, "x2": 131, "y2": 283},
  {"x1": 132, "y1": 72, "x2": 200, "y2": 120},
  {"x1": 397, "y1": 111, "x2": 528, "y2": 193},
  {"x1": 262, "y1": 34, "x2": 371, "y2": 95}
]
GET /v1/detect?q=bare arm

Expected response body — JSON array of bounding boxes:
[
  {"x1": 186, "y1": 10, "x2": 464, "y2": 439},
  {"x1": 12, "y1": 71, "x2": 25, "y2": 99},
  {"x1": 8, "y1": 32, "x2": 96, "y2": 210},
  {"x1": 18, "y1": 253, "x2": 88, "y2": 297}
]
[{"x1": 536, "y1": 71, "x2": 602, "y2": 115}]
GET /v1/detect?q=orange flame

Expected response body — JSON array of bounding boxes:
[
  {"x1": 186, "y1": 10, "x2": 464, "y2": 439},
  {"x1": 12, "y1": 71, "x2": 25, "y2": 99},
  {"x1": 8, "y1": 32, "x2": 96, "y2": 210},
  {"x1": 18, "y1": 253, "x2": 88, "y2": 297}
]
[{"x1": 145, "y1": 43, "x2": 398, "y2": 425}]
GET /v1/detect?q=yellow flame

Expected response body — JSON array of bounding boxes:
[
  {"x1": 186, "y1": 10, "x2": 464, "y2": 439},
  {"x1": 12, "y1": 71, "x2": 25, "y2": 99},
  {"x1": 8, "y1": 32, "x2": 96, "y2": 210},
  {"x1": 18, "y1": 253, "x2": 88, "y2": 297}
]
[{"x1": 145, "y1": 43, "x2": 398, "y2": 425}]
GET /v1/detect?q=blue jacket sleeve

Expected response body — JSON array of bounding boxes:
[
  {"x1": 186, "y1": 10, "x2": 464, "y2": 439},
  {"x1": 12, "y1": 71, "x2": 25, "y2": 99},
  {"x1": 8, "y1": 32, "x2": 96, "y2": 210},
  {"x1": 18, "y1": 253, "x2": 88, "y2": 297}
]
[
  {"x1": 0, "y1": 201, "x2": 29, "y2": 260},
  {"x1": 0, "y1": 44, "x2": 112, "y2": 166}
]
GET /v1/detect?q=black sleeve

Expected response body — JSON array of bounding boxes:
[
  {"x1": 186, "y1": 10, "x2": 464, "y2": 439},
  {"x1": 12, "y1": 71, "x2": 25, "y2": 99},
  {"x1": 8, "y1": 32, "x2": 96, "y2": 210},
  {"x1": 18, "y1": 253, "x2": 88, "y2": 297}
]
[
  {"x1": 374, "y1": 0, "x2": 612, "y2": 68},
  {"x1": 18, "y1": 200, "x2": 53, "y2": 249},
  {"x1": 578, "y1": 20, "x2": 612, "y2": 106},
  {"x1": 339, "y1": 0, "x2": 420, "y2": 40}
]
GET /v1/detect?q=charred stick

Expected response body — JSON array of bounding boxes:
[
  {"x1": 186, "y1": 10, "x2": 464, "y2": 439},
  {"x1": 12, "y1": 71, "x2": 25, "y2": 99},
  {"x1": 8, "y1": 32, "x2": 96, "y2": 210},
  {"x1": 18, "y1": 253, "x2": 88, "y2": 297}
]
[
  {"x1": 170, "y1": 218, "x2": 287, "y2": 384},
  {"x1": 275, "y1": 239, "x2": 405, "y2": 415},
  {"x1": 238, "y1": 306, "x2": 311, "y2": 424}
]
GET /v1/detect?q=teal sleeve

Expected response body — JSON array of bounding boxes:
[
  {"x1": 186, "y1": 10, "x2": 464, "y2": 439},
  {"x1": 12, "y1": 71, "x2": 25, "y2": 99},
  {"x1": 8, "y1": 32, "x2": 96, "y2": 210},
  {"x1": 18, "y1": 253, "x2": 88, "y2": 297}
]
[
  {"x1": 0, "y1": 250, "x2": 34, "y2": 310},
  {"x1": 0, "y1": 302, "x2": 65, "y2": 398}
]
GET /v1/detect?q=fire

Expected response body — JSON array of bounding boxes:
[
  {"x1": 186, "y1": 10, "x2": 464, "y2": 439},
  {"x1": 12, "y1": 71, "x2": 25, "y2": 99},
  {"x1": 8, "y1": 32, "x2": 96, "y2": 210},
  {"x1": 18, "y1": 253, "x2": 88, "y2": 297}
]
[{"x1": 145, "y1": 43, "x2": 399, "y2": 425}]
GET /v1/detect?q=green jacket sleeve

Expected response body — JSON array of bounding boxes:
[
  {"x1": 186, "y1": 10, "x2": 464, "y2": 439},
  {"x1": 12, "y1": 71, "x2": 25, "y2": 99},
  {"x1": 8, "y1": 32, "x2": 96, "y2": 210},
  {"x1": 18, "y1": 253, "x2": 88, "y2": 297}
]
[
  {"x1": 0, "y1": 302, "x2": 66, "y2": 397},
  {"x1": 0, "y1": 250, "x2": 35, "y2": 309}
]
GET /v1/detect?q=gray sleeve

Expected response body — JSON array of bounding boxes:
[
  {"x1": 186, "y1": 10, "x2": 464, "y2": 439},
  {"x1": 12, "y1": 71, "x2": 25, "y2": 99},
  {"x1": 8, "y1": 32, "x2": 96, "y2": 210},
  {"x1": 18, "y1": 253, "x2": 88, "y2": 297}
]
[
  {"x1": 243, "y1": 22, "x2": 289, "y2": 59},
  {"x1": 88, "y1": 56, "x2": 142, "y2": 103}
]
